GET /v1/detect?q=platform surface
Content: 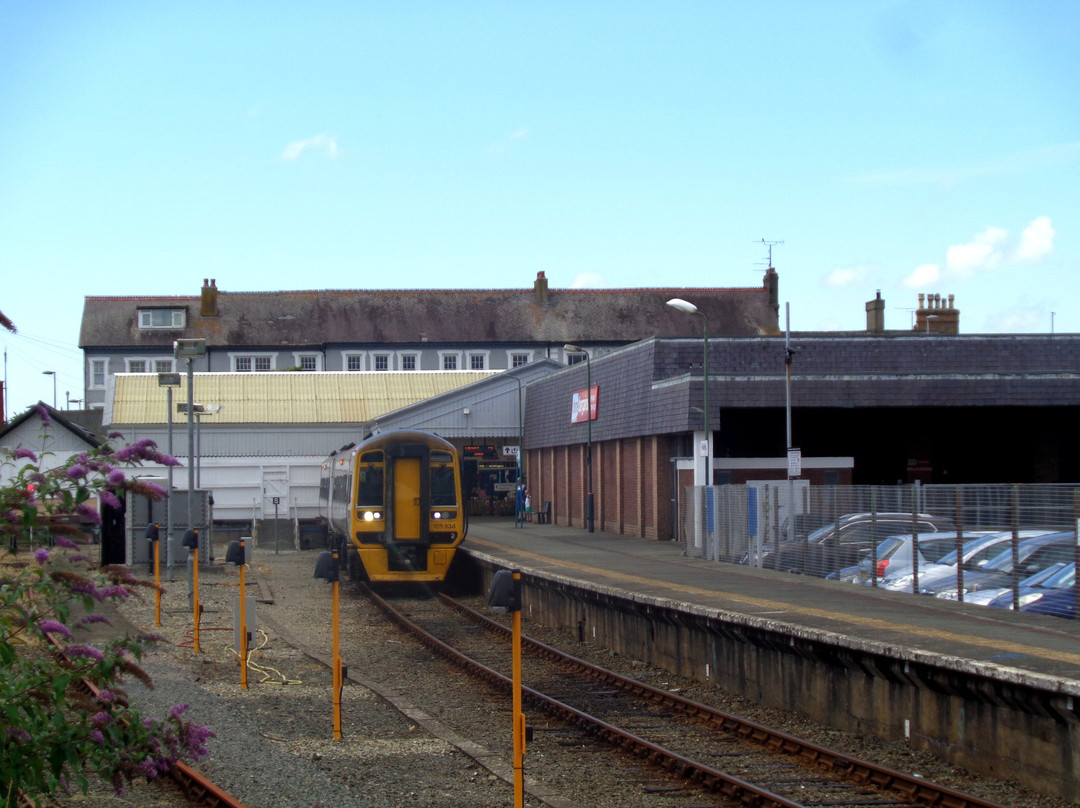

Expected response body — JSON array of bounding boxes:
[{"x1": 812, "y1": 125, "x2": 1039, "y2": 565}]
[{"x1": 463, "y1": 518, "x2": 1080, "y2": 691}]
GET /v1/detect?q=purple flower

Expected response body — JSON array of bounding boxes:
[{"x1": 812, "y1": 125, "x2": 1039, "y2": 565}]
[
  {"x1": 91, "y1": 711, "x2": 113, "y2": 726},
  {"x1": 142, "y1": 482, "x2": 167, "y2": 498},
  {"x1": 138, "y1": 758, "x2": 161, "y2": 779},
  {"x1": 89, "y1": 729, "x2": 105, "y2": 744},
  {"x1": 169, "y1": 704, "x2": 189, "y2": 719},
  {"x1": 34, "y1": 404, "x2": 51, "y2": 425},
  {"x1": 96, "y1": 585, "x2": 131, "y2": 601},
  {"x1": 67, "y1": 644, "x2": 106, "y2": 662},
  {"x1": 99, "y1": 490, "x2": 122, "y2": 510},
  {"x1": 66, "y1": 465, "x2": 88, "y2": 479},
  {"x1": 14, "y1": 447, "x2": 38, "y2": 462},
  {"x1": 108, "y1": 431, "x2": 125, "y2": 439},
  {"x1": 76, "y1": 614, "x2": 112, "y2": 629},
  {"x1": 7, "y1": 727, "x2": 31, "y2": 743},
  {"x1": 107, "y1": 469, "x2": 126, "y2": 485},
  {"x1": 37, "y1": 619, "x2": 71, "y2": 638},
  {"x1": 55, "y1": 534, "x2": 82, "y2": 548},
  {"x1": 34, "y1": 548, "x2": 50, "y2": 565},
  {"x1": 98, "y1": 689, "x2": 115, "y2": 702}
]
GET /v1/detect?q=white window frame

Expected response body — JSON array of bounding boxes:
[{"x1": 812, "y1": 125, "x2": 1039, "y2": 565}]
[
  {"x1": 439, "y1": 351, "x2": 461, "y2": 371},
  {"x1": 153, "y1": 358, "x2": 175, "y2": 373},
  {"x1": 373, "y1": 354, "x2": 391, "y2": 371},
  {"x1": 293, "y1": 352, "x2": 322, "y2": 371},
  {"x1": 229, "y1": 352, "x2": 277, "y2": 372},
  {"x1": 509, "y1": 351, "x2": 532, "y2": 368},
  {"x1": 89, "y1": 357, "x2": 108, "y2": 389},
  {"x1": 469, "y1": 351, "x2": 489, "y2": 371},
  {"x1": 125, "y1": 358, "x2": 149, "y2": 374},
  {"x1": 137, "y1": 308, "x2": 187, "y2": 329},
  {"x1": 400, "y1": 353, "x2": 419, "y2": 371},
  {"x1": 342, "y1": 352, "x2": 365, "y2": 372}
]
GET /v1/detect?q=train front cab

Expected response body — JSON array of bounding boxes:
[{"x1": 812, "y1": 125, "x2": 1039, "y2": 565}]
[{"x1": 348, "y1": 435, "x2": 464, "y2": 584}]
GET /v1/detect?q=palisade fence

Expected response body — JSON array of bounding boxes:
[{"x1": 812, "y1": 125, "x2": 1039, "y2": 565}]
[{"x1": 681, "y1": 483, "x2": 1080, "y2": 575}]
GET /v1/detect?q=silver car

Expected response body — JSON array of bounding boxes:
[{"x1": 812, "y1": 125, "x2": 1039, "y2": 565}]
[
  {"x1": 859, "y1": 531, "x2": 992, "y2": 587},
  {"x1": 876, "y1": 531, "x2": 1049, "y2": 594}
]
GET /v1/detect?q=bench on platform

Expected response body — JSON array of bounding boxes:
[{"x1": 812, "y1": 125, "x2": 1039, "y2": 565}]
[{"x1": 535, "y1": 501, "x2": 552, "y2": 524}]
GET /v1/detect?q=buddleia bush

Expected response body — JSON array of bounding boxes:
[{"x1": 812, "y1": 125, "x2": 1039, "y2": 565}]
[{"x1": 1, "y1": 407, "x2": 213, "y2": 806}]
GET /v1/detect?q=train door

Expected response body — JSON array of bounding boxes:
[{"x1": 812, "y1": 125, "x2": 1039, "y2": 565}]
[{"x1": 393, "y1": 456, "x2": 422, "y2": 539}]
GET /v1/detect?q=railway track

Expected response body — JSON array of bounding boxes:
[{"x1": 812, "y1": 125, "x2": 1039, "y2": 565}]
[{"x1": 366, "y1": 587, "x2": 1015, "y2": 808}]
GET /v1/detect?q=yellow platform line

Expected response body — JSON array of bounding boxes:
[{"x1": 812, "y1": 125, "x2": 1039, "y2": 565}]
[{"x1": 467, "y1": 537, "x2": 1080, "y2": 669}]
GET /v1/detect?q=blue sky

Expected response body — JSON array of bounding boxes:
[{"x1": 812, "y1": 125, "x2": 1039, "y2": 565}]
[{"x1": 2, "y1": 1, "x2": 1077, "y2": 418}]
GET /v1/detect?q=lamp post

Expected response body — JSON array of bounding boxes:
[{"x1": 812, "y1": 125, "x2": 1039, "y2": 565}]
[
  {"x1": 666, "y1": 299, "x2": 710, "y2": 486},
  {"x1": 42, "y1": 371, "x2": 56, "y2": 408},
  {"x1": 563, "y1": 344, "x2": 593, "y2": 532},
  {"x1": 174, "y1": 339, "x2": 207, "y2": 557},
  {"x1": 158, "y1": 372, "x2": 182, "y2": 579}
]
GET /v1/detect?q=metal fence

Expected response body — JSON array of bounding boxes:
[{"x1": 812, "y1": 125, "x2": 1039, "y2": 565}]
[{"x1": 680, "y1": 483, "x2": 1080, "y2": 617}]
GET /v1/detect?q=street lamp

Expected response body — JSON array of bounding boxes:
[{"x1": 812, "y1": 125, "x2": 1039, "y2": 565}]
[
  {"x1": 563, "y1": 344, "x2": 593, "y2": 532},
  {"x1": 158, "y1": 372, "x2": 182, "y2": 580},
  {"x1": 42, "y1": 371, "x2": 56, "y2": 408},
  {"x1": 174, "y1": 339, "x2": 207, "y2": 553},
  {"x1": 178, "y1": 403, "x2": 223, "y2": 488},
  {"x1": 666, "y1": 299, "x2": 710, "y2": 486}
]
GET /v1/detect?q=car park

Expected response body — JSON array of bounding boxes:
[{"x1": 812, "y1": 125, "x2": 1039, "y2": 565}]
[
  {"x1": 757, "y1": 512, "x2": 955, "y2": 578},
  {"x1": 925, "y1": 531, "x2": 1076, "y2": 599},
  {"x1": 876, "y1": 531, "x2": 1047, "y2": 594},
  {"x1": 858, "y1": 532, "x2": 990, "y2": 586}
]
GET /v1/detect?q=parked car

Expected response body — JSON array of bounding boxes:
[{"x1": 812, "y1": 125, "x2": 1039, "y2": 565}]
[
  {"x1": 880, "y1": 531, "x2": 1053, "y2": 594},
  {"x1": 858, "y1": 531, "x2": 990, "y2": 586},
  {"x1": 979, "y1": 562, "x2": 1074, "y2": 609},
  {"x1": 925, "y1": 531, "x2": 1076, "y2": 599},
  {"x1": 757, "y1": 512, "x2": 955, "y2": 579},
  {"x1": 1019, "y1": 575, "x2": 1080, "y2": 619}
]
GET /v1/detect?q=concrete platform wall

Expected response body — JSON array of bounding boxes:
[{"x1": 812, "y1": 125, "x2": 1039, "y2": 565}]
[{"x1": 468, "y1": 557, "x2": 1080, "y2": 800}]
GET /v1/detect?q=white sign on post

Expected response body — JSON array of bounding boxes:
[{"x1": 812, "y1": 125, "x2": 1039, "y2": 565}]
[{"x1": 787, "y1": 448, "x2": 802, "y2": 478}]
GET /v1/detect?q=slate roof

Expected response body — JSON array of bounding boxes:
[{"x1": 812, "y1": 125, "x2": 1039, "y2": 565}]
[
  {"x1": 524, "y1": 335, "x2": 1080, "y2": 449},
  {"x1": 79, "y1": 275, "x2": 779, "y2": 349}
]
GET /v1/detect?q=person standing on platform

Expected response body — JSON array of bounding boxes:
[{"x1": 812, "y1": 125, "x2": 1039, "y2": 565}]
[{"x1": 514, "y1": 479, "x2": 527, "y2": 528}]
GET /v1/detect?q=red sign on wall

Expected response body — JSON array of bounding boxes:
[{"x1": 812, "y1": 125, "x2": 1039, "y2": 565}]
[{"x1": 570, "y1": 386, "x2": 599, "y2": 423}]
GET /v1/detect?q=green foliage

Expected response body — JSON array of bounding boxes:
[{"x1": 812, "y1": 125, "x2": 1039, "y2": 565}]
[{"x1": 1, "y1": 414, "x2": 213, "y2": 805}]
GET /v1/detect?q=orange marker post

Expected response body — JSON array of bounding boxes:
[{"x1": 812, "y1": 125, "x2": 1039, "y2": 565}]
[
  {"x1": 239, "y1": 539, "x2": 248, "y2": 690},
  {"x1": 332, "y1": 549, "x2": 342, "y2": 740}
]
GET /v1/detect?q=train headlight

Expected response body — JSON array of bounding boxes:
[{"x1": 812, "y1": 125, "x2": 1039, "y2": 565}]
[
  {"x1": 362, "y1": 510, "x2": 383, "y2": 522},
  {"x1": 432, "y1": 510, "x2": 457, "y2": 521}
]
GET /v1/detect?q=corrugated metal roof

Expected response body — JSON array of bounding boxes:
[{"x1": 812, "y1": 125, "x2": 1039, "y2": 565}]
[{"x1": 110, "y1": 371, "x2": 498, "y2": 425}]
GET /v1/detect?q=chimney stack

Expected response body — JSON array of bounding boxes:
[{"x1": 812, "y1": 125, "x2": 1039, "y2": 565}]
[
  {"x1": 865, "y1": 290, "x2": 885, "y2": 333},
  {"x1": 534, "y1": 271, "x2": 549, "y2": 304},
  {"x1": 201, "y1": 278, "x2": 219, "y2": 317},
  {"x1": 913, "y1": 292, "x2": 959, "y2": 335}
]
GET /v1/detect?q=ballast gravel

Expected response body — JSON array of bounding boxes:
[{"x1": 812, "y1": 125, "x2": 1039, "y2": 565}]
[{"x1": 69, "y1": 542, "x2": 1071, "y2": 808}]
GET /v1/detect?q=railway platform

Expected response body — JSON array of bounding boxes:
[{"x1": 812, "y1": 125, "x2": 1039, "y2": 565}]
[{"x1": 460, "y1": 517, "x2": 1080, "y2": 800}]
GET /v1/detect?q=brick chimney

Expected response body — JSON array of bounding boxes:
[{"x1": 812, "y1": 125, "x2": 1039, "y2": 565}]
[
  {"x1": 534, "y1": 271, "x2": 549, "y2": 303},
  {"x1": 914, "y1": 293, "x2": 959, "y2": 335},
  {"x1": 865, "y1": 290, "x2": 885, "y2": 333},
  {"x1": 201, "y1": 278, "x2": 219, "y2": 317}
]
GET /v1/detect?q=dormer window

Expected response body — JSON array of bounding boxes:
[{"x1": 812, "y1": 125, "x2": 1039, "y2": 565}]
[{"x1": 138, "y1": 308, "x2": 186, "y2": 329}]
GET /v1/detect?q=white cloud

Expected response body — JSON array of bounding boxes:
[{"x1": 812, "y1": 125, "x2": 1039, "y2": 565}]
[
  {"x1": 824, "y1": 265, "x2": 870, "y2": 288},
  {"x1": 281, "y1": 134, "x2": 339, "y2": 161},
  {"x1": 903, "y1": 217, "x2": 1056, "y2": 288},
  {"x1": 945, "y1": 226, "x2": 1008, "y2": 275},
  {"x1": 984, "y1": 304, "x2": 1047, "y2": 332},
  {"x1": 901, "y1": 263, "x2": 940, "y2": 288},
  {"x1": 1015, "y1": 215, "x2": 1055, "y2": 262},
  {"x1": 570, "y1": 273, "x2": 605, "y2": 289}
]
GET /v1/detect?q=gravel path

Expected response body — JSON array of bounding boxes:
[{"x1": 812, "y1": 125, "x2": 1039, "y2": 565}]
[{"x1": 65, "y1": 544, "x2": 1071, "y2": 808}]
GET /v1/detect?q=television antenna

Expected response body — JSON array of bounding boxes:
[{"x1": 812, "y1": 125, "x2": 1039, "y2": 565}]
[{"x1": 756, "y1": 238, "x2": 784, "y2": 270}]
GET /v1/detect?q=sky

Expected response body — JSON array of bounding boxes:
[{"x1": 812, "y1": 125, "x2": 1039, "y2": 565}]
[{"x1": 2, "y1": 0, "x2": 1078, "y2": 419}]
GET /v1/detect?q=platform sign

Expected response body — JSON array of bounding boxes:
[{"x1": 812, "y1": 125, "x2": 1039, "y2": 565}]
[{"x1": 787, "y1": 448, "x2": 802, "y2": 478}]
